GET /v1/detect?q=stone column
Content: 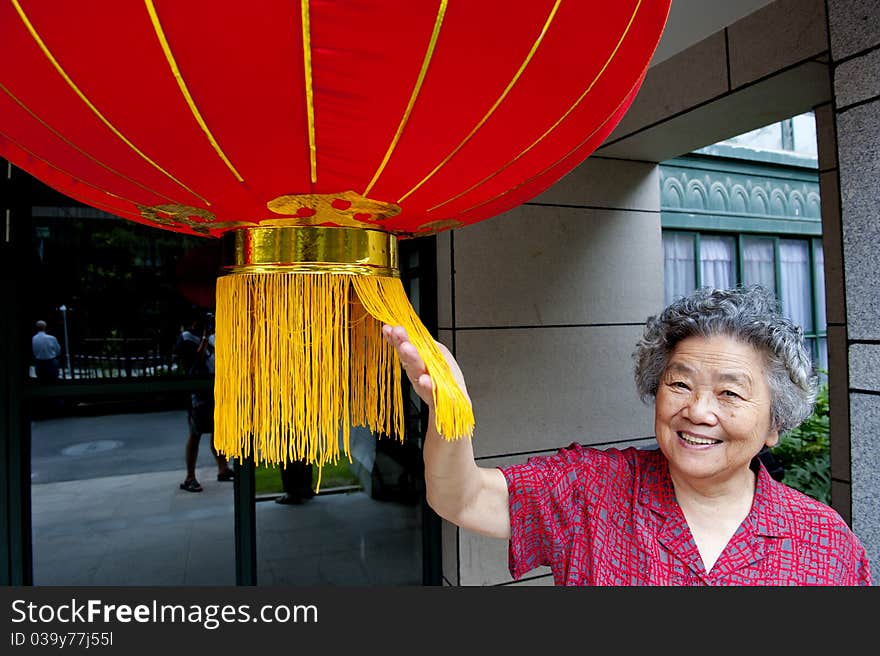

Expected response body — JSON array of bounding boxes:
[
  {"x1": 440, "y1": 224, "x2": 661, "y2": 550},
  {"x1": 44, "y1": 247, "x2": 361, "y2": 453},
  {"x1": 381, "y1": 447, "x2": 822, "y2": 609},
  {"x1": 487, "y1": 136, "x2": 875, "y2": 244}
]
[{"x1": 826, "y1": 0, "x2": 880, "y2": 580}]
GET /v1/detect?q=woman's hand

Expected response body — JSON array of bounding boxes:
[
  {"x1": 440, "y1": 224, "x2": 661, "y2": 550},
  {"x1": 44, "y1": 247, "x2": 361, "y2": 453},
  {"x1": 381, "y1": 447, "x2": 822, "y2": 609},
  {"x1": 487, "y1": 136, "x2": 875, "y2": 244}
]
[
  {"x1": 382, "y1": 324, "x2": 509, "y2": 539},
  {"x1": 381, "y1": 324, "x2": 469, "y2": 409}
]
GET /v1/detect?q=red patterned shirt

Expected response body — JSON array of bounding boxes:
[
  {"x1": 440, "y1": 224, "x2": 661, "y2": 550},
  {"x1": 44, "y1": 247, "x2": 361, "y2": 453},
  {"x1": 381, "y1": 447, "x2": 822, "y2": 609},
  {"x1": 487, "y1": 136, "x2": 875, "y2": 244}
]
[{"x1": 500, "y1": 444, "x2": 872, "y2": 586}]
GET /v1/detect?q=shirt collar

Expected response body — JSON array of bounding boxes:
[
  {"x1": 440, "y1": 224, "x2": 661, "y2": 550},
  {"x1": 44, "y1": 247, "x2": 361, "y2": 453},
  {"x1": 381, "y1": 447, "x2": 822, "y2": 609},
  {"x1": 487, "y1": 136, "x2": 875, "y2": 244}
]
[
  {"x1": 743, "y1": 457, "x2": 792, "y2": 537},
  {"x1": 638, "y1": 451, "x2": 792, "y2": 538},
  {"x1": 637, "y1": 449, "x2": 677, "y2": 517}
]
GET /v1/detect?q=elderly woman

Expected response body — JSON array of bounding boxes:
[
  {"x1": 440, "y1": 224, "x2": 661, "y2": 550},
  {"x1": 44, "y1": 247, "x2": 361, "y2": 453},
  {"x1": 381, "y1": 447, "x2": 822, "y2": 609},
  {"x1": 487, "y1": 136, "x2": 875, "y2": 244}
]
[{"x1": 382, "y1": 285, "x2": 871, "y2": 585}]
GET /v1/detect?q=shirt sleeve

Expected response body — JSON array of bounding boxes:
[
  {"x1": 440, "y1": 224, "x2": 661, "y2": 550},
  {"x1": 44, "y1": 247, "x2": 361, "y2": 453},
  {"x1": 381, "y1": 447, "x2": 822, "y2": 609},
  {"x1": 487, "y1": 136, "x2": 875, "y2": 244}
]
[
  {"x1": 499, "y1": 443, "x2": 597, "y2": 581},
  {"x1": 853, "y1": 538, "x2": 873, "y2": 586}
]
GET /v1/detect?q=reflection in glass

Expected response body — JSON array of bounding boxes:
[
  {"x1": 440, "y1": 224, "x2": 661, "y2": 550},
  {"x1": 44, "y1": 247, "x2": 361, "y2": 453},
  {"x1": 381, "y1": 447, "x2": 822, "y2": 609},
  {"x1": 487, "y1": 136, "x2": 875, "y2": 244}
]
[
  {"x1": 24, "y1": 188, "x2": 428, "y2": 586},
  {"x1": 256, "y1": 426, "x2": 423, "y2": 586},
  {"x1": 31, "y1": 406, "x2": 235, "y2": 585},
  {"x1": 28, "y1": 205, "x2": 211, "y2": 383}
]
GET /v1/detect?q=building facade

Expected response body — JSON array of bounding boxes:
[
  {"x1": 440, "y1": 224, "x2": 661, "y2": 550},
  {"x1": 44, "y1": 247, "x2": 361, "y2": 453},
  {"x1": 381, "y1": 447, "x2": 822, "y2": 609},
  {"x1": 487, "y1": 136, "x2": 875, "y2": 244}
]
[{"x1": 435, "y1": 0, "x2": 880, "y2": 585}]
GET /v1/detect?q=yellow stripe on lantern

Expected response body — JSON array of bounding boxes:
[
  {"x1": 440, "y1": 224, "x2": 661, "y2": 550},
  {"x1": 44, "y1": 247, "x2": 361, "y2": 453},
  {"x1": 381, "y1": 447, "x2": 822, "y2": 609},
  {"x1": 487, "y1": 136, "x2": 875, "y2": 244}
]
[
  {"x1": 10, "y1": 0, "x2": 210, "y2": 206},
  {"x1": 362, "y1": 0, "x2": 448, "y2": 196},
  {"x1": 300, "y1": 0, "x2": 317, "y2": 184},
  {"x1": 144, "y1": 0, "x2": 245, "y2": 183},
  {"x1": 0, "y1": 81, "x2": 181, "y2": 204},
  {"x1": 396, "y1": 0, "x2": 562, "y2": 205},
  {"x1": 427, "y1": 0, "x2": 643, "y2": 213},
  {"x1": 0, "y1": 129, "x2": 148, "y2": 218},
  {"x1": 458, "y1": 63, "x2": 645, "y2": 217}
]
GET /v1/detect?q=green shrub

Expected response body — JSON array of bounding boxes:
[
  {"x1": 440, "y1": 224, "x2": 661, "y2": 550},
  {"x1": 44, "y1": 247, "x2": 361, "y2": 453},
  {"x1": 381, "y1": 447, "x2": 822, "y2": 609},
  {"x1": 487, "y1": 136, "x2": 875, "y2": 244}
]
[
  {"x1": 772, "y1": 380, "x2": 830, "y2": 505},
  {"x1": 253, "y1": 460, "x2": 361, "y2": 496}
]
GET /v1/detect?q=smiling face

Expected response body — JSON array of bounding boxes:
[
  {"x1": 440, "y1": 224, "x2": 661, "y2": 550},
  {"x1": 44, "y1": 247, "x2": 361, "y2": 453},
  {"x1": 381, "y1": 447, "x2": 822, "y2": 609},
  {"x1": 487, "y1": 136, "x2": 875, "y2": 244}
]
[{"x1": 654, "y1": 334, "x2": 779, "y2": 490}]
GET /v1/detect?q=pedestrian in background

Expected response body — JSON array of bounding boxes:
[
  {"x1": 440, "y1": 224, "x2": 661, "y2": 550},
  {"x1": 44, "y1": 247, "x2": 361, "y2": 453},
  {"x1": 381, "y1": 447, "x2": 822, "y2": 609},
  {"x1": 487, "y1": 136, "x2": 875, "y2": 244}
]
[
  {"x1": 32, "y1": 320, "x2": 61, "y2": 382},
  {"x1": 174, "y1": 311, "x2": 234, "y2": 493}
]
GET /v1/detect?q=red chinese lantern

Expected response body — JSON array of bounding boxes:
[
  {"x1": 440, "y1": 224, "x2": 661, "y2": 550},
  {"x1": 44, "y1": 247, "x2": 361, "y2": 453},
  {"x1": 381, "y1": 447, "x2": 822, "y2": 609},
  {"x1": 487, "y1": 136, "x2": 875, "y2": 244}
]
[{"x1": 0, "y1": 0, "x2": 671, "y2": 473}]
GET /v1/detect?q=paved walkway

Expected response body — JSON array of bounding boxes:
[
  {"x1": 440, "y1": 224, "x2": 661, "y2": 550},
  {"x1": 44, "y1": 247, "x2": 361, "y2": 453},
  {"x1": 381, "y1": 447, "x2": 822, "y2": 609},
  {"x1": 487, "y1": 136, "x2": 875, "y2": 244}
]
[{"x1": 31, "y1": 468, "x2": 423, "y2": 586}]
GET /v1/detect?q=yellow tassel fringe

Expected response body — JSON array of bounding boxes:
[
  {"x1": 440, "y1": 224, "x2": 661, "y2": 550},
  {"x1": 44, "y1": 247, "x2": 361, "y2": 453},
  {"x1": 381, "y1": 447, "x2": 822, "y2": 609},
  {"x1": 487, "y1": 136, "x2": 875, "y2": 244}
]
[
  {"x1": 351, "y1": 276, "x2": 474, "y2": 440},
  {"x1": 213, "y1": 272, "x2": 474, "y2": 482}
]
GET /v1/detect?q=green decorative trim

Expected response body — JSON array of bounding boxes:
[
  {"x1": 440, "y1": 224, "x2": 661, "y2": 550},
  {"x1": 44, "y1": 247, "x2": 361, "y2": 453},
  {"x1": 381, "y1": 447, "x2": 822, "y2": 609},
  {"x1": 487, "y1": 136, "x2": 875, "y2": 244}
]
[
  {"x1": 660, "y1": 154, "x2": 821, "y2": 236},
  {"x1": 662, "y1": 212, "x2": 823, "y2": 236},
  {"x1": 665, "y1": 154, "x2": 819, "y2": 182}
]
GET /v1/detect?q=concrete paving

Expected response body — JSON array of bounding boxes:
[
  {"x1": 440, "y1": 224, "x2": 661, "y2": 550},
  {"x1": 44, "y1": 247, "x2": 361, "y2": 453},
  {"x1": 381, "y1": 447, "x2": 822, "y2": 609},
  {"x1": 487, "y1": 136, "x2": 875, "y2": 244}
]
[
  {"x1": 32, "y1": 469, "x2": 423, "y2": 586},
  {"x1": 31, "y1": 409, "x2": 201, "y2": 484},
  {"x1": 29, "y1": 412, "x2": 424, "y2": 586}
]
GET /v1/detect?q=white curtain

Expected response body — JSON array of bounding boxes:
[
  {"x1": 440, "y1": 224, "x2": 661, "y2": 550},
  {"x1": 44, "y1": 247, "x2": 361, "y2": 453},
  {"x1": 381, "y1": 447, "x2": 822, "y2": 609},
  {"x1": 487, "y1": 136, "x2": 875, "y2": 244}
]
[
  {"x1": 742, "y1": 236, "x2": 776, "y2": 292},
  {"x1": 699, "y1": 235, "x2": 735, "y2": 290},
  {"x1": 813, "y1": 242, "x2": 826, "y2": 331},
  {"x1": 813, "y1": 242, "x2": 828, "y2": 377},
  {"x1": 779, "y1": 239, "x2": 813, "y2": 333},
  {"x1": 663, "y1": 233, "x2": 695, "y2": 305}
]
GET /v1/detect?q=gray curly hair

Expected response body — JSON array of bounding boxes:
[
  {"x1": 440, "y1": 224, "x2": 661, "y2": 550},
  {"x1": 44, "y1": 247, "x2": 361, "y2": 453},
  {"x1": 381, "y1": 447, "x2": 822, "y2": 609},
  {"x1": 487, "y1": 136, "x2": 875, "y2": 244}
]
[{"x1": 633, "y1": 285, "x2": 818, "y2": 433}]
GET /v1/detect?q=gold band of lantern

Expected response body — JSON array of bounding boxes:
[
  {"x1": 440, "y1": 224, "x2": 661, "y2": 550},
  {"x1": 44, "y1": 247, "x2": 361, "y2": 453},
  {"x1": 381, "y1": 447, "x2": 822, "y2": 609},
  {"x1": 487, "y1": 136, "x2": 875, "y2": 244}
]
[{"x1": 222, "y1": 225, "x2": 398, "y2": 277}]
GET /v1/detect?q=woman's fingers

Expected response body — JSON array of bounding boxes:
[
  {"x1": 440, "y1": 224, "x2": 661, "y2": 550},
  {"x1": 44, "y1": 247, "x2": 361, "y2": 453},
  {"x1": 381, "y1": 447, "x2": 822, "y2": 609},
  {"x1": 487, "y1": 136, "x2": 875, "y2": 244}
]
[
  {"x1": 382, "y1": 325, "x2": 434, "y2": 402},
  {"x1": 382, "y1": 324, "x2": 471, "y2": 407},
  {"x1": 398, "y1": 341, "x2": 427, "y2": 375}
]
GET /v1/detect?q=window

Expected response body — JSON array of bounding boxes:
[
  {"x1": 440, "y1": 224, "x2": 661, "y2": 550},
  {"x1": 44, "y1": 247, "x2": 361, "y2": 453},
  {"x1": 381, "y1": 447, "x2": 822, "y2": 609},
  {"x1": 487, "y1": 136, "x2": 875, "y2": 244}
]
[
  {"x1": 662, "y1": 230, "x2": 828, "y2": 377},
  {"x1": 6, "y1": 162, "x2": 435, "y2": 586}
]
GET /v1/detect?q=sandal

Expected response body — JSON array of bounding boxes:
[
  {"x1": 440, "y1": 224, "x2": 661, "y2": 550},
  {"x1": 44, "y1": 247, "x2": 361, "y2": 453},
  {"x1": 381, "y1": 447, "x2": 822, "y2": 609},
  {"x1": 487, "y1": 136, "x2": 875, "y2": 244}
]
[
  {"x1": 180, "y1": 478, "x2": 203, "y2": 492},
  {"x1": 217, "y1": 470, "x2": 235, "y2": 482}
]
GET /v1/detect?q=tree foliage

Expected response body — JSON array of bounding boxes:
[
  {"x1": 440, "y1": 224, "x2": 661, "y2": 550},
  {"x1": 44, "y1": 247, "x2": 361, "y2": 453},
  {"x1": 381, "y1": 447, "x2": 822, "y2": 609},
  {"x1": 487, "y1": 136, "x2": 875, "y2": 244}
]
[{"x1": 773, "y1": 380, "x2": 830, "y2": 504}]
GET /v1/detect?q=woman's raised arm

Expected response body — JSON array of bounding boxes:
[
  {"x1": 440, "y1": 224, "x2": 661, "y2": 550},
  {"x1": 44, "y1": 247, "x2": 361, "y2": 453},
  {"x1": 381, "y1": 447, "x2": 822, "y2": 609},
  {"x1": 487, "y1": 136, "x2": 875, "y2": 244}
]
[{"x1": 383, "y1": 325, "x2": 511, "y2": 539}]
